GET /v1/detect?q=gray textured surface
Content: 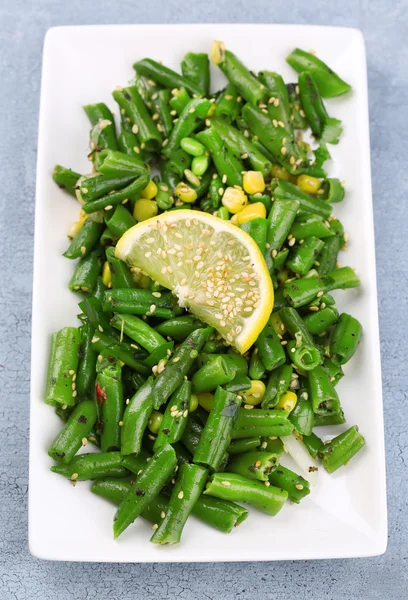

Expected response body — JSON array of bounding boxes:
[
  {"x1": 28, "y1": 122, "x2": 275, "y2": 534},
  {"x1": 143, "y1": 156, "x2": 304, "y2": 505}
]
[{"x1": 0, "y1": 1, "x2": 407, "y2": 598}]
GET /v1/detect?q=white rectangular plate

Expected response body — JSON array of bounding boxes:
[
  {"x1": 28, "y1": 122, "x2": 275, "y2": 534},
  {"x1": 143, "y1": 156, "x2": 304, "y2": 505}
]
[{"x1": 30, "y1": 24, "x2": 387, "y2": 562}]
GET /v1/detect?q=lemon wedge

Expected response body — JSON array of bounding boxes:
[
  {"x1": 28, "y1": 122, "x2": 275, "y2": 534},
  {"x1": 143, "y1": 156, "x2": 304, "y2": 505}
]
[{"x1": 116, "y1": 210, "x2": 273, "y2": 353}]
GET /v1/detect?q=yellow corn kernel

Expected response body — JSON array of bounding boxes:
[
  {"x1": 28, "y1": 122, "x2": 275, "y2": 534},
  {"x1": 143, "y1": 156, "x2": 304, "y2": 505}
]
[
  {"x1": 275, "y1": 391, "x2": 298, "y2": 413},
  {"x1": 102, "y1": 261, "x2": 111, "y2": 287},
  {"x1": 140, "y1": 180, "x2": 158, "y2": 199},
  {"x1": 270, "y1": 312, "x2": 286, "y2": 336},
  {"x1": 175, "y1": 182, "x2": 198, "y2": 204},
  {"x1": 133, "y1": 198, "x2": 158, "y2": 221},
  {"x1": 210, "y1": 40, "x2": 225, "y2": 65},
  {"x1": 271, "y1": 164, "x2": 290, "y2": 180},
  {"x1": 222, "y1": 186, "x2": 248, "y2": 214},
  {"x1": 243, "y1": 171, "x2": 265, "y2": 195},
  {"x1": 230, "y1": 213, "x2": 239, "y2": 225},
  {"x1": 197, "y1": 392, "x2": 214, "y2": 412},
  {"x1": 297, "y1": 174, "x2": 322, "y2": 194},
  {"x1": 236, "y1": 202, "x2": 267, "y2": 224},
  {"x1": 243, "y1": 380, "x2": 266, "y2": 406}
]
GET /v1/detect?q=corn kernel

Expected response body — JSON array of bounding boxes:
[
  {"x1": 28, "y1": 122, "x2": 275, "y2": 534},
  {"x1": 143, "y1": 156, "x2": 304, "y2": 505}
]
[
  {"x1": 102, "y1": 261, "x2": 111, "y2": 287},
  {"x1": 271, "y1": 164, "x2": 290, "y2": 180},
  {"x1": 140, "y1": 180, "x2": 158, "y2": 199},
  {"x1": 236, "y1": 202, "x2": 266, "y2": 224},
  {"x1": 297, "y1": 175, "x2": 322, "y2": 194},
  {"x1": 133, "y1": 198, "x2": 158, "y2": 221},
  {"x1": 197, "y1": 392, "x2": 214, "y2": 412},
  {"x1": 243, "y1": 171, "x2": 265, "y2": 195},
  {"x1": 210, "y1": 40, "x2": 225, "y2": 65},
  {"x1": 230, "y1": 213, "x2": 239, "y2": 225},
  {"x1": 243, "y1": 380, "x2": 266, "y2": 406},
  {"x1": 175, "y1": 182, "x2": 198, "y2": 203},
  {"x1": 275, "y1": 391, "x2": 298, "y2": 413},
  {"x1": 222, "y1": 186, "x2": 248, "y2": 214}
]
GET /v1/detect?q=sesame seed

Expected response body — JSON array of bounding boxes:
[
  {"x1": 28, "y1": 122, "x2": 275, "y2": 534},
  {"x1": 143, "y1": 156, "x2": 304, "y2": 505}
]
[
  {"x1": 295, "y1": 484, "x2": 304, "y2": 490},
  {"x1": 244, "y1": 404, "x2": 254, "y2": 409},
  {"x1": 281, "y1": 147, "x2": 287, "y2": 155},
  {"x1": 71, "y1": 473, "x2": 78, "y2": 480},
  {"x1": 288, "y1": 238, "x2": 296, "y2": 247},
  {"x1": 104, "y1": 205, "x2": 113, "y2": 211},
  {"x1": 132, "y1": 124, "x2": 139, "y2": 134},
  {"x1": 178, "y1": 491, "x2": 184, "y2": 499},
  {"x1": 309, "y1": 306, "x2": 319, "y2": 312},
  {"x1": 221, "y1": 481, "x2": 231, "y2": 487},
  {"x1": 173, "y1": 356, "x2": 180, "y2": 363},
  {"x1": 264, "y1": 481, "x2": 271, "y2": 487}
]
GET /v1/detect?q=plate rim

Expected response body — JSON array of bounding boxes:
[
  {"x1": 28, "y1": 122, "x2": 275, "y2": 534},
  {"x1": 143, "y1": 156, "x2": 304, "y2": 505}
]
[{"x1": 29, "y1": 23, "x2": 387, "y2": 562}]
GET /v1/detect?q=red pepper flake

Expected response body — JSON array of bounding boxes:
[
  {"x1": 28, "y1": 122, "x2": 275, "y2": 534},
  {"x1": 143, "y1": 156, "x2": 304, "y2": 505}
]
[{"x1": 95, "y1": 382, "x2": 107, "y2": 406}]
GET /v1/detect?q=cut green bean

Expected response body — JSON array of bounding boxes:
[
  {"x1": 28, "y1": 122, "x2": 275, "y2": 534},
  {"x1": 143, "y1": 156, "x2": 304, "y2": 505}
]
[{"x1": 45, "y1": 327, "x2": 81, "y2": 407}]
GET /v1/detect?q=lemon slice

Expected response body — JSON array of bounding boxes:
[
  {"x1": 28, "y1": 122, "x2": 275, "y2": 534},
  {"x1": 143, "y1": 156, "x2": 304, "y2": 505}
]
[{"x1": 116, "y1": 210, "x2": 273, "y2": 353}]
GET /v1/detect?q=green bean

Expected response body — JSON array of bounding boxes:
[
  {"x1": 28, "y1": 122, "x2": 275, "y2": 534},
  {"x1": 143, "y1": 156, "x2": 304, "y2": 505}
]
[
  {"x1": 68, "y1": 250, "x2": 102, "y2": 294},
  {"x1": 96, "y1": 362, "x2": 124, "y2": 452},
  {"x1": 154, "y1": 381, "x2": 191, "y2": 451},
  {"x1": 51, "y1": 452, "x2": 128, "y2": 480},
  {"x1": 193, "y1": 387, "x2": 241, "y2": 471},
  {"x1": 45, "y1": 327, "x2": 81, "y2": 407},
  {"x1": 113, "y1": 443, "x2": 177, "y2": 539},
  {"x1": 204, "y1": 472, "x2": 288, "y2": 516},
  {"x1": 181, "y1": 52, "x2": 210, "y2": 96},
  {"x1": 121, "y1": 377, "x2": 154, "y2": 456},
  {"x1": 269, "y1": 465, "x2": 310, "y2": 503},
  {"x1": 151, "y1": 463, "x2": 208, "y2": 544},
  {"x1": 53, "y1": 165, "x2": 81, "y2": 196},
  {"x1": 227, "y1": 451, "x2": 278, "y2": 482},
  {"x1": 48, "y1": 400, "x2": 97, "y2": 463},
  {"x1": 151, "y1": 327, "x2": 213, "y2": 410}
]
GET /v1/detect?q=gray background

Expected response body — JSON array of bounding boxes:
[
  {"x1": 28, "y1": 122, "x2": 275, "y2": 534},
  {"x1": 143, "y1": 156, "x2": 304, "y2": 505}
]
[{"x1": 1, "y1": 0, "x2": 407, "y2": 598}]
